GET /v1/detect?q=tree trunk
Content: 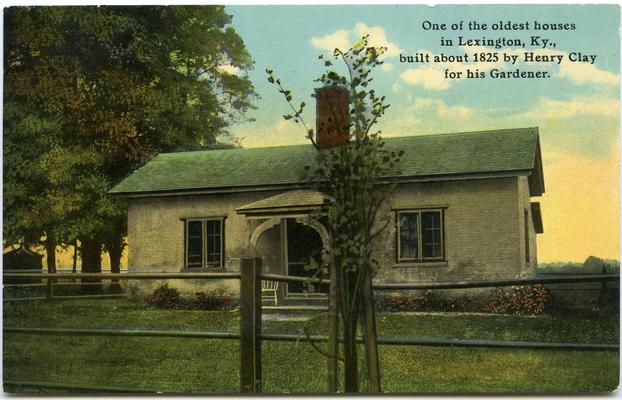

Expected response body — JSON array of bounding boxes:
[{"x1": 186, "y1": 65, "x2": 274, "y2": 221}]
[
  {"x1": 72, "y1": 239, "x2": 78, "y2": 274},
  {"x1": 44, "y1": 235, "x2": 57, "y2": 274},
  {"x1": 327, "y1": 260, "x2": 339, "y2": 392},
  {"x1": 360, "y1": 272, "x2": 381, "y2": 392},
  {"x1": 72, "y1": 239, "x2": 79, "y2": 283},
  {"x1": 343, "y1": 313, "x2": 359, "y2": 392},
  {"x1": 44, "y1": 235, "x2": 57, "y2": 296},
  {"x1": 106, "y1": 235, "x2": 124, "y2": 293},
  {"x1": 80, "y1": 237, "x2": 102, "y2": 293}
]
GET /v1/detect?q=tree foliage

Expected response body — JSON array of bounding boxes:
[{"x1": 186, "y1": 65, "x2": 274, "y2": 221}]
[
  {"x1": 268, "y1": 35, "x2": 402, "y2": 392},
  {"x1": 4, "y1": 6, "x2": 256, "y2": 267}
]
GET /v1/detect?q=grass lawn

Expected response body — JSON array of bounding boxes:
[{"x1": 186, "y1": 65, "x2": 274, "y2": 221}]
[{"x1": 3, "y1": 297, "x2": 619, "y2": 393}]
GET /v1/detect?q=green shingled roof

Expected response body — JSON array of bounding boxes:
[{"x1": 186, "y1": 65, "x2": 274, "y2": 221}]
[{"x1": 109, "y1": 127, "x2": 543, "y2": 195}]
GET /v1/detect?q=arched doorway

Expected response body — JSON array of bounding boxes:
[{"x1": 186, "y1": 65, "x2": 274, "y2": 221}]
[
  {"x1": 285, "y1": 218, "x2": 327, "y2": 295},
  {"x1": 252, "y1": 217, "x2": 329, "y2": 298}
]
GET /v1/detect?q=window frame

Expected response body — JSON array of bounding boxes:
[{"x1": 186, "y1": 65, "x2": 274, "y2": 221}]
[
  {"x1": 183, "y1": 217, "x2": 225, "y2": 269},
  {"x1": 396, "y1": 208, "x2": 445, "y2": 264}
]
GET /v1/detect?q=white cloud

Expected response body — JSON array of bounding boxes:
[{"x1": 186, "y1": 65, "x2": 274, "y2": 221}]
[
  {"x1": 557, "y1": 62, "x2": 620, "y2": 86},
  {"x1": 382, "y1": 112, "x2": 421, "y2": 136},
  {"x1": 381, "y1": 62, "x2": 394, "y2": 72},
  {"x1": 392, "y1": 83, "x2": 401, "y2": 93},
  {"x1": 241, "y1": 119, "x2": 309, "y2": 148},
  {"x1": 513, "y1": 96, "x2": 619, "y2": 121},
  {"x1": 409, "y1": 96, "x2": 474, "y2": 119},
  {"x1": 352, "y1": 23, "x2": 401, "y2": 57},
  {"x1": 382, "y1": 95, "x2": 478, "y2": 137},
  {"x1": 400, "y1": 68, "x2": 450, "y2": 90},
  {"x1": 310, "y1": 29, "x2": 351, "y2": 54},
  {"x1": 310, "y1": 23, "x2": 401, "y2": 67}
]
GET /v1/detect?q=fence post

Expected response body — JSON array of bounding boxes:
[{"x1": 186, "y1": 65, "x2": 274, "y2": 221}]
[
  {"x1": 46, "y1": 276, "x2": 54, "y2": 300},
  {"x1": 240, "y1": 257, "x2": 262, "y2": 393}
]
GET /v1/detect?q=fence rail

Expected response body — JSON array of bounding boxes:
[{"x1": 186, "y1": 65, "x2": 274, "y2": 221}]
[
  {"x1": 5, "y1": 326, "x2": 242, "y2": 340},
  {"x1": 3, "y1": 272, "x2": 242, "y2": 301},
  {"x1": 3, "y1": 269, "x2": 129, "y2": 273},
  {"x1": 3, "y1": 271, "x2": 241, "y2": 280},
  {"x1": 3, "y1": 380, "x2": 164, "y2": 393},
  {"x1": 4, "y1": 281, "x2": 110, "y2": 288},
  {"x1": 3, "y1": 264, "x2": 620, "y2": 394},
  {"x1": 372, "y1": 274, "x2": 619, "y2": 290},
  {"x1": 5, "y1": 271, "x2": 617, "y2": 287},
  {"x1": 5, "y1": 326, "x2": 617, "y2": 351}
]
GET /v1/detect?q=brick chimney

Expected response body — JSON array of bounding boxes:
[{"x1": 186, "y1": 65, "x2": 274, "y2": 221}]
[{"x1": 315, "y1": 86, "x2": 350, "y2": 149}]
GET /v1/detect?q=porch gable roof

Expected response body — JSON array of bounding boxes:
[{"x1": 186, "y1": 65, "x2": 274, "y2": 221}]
[{"x1": 237, "y1": 190, "x2": 327, "y2": 215}]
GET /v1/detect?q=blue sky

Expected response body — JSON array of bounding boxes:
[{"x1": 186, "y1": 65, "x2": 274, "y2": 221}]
[
  {"x1": 227, "y1": 4, "x2": 618, "y2": 149},
  {"x1": 225, "y1": 4, "x2": 620, "y2": 262}
]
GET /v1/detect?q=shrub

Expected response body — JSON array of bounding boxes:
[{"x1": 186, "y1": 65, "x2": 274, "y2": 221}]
[
  {"x1": 485, "y1": 284, "x2": 549, "y2": 315},
  {"x1": 146, "y1": 285, "x2": 236, "y2": 310},
  {"x1": 377, "y1": 292, "x2": 480, "y2": 313},
  {"x1": 219, "y1": 291, "x2": 233, "y2": 306},
  {"x1": 382, "y1": 294, "x2": 417, "y2": 312},
  {"x1": 596, "y1": 286, "x2": 620, "y2": 315},
  {"x1": 188, "y1": 290, "x2": 234, "y2": 310},
  {"x1": 147, "y1": 284, "x2": 182, "y2": 308},
  {"x1": 417, "y1": 291, "x2": 470, "y2": 312}
]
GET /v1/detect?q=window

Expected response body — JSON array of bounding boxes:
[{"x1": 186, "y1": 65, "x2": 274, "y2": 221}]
[
  {"x1": 185, "y1": 218, "x2": 224, "y2": 268},
  {"x1": 397, "y1": 210, "x2": 444, "y2": 263}
]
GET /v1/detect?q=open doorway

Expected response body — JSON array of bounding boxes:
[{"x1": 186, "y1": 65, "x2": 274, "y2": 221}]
[{"x1": 286, "y1": 218, "x2": 328, "y2": 296}]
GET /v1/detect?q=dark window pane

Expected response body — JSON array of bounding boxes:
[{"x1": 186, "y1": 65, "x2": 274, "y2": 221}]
[
  {"x1": 399, "y1": 213, "x2": 418, "y2": 260},
  {"x1": 421, "y1": 212, "x2": 442, "y2": 258},
  {"x1": 187, "y1": 221, "x2": 203, "y2": 266},
  {"x1": 206, "y1": 220, "x2": 222, "y2": 266}
]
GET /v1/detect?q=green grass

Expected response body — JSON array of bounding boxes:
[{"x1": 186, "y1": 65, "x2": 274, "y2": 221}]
[{"x1": 3, "y1": 298, "x2": 619, "y2": 393}]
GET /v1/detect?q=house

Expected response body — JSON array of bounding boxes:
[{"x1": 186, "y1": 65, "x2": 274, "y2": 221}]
[{"x1": 109, "y1": 87, "x2": 544, "y2": 299}]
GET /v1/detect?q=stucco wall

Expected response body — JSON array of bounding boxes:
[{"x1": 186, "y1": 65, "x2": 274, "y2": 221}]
[
  {"x1": 126, "y1": 176, "x2": 535, "y2": 291},
  {"x1": 126, "y1": 190, "x2": 284, "y2": 293},
  {"x1": 373, "y1": 177, "x2": 523, "y2": 283}
]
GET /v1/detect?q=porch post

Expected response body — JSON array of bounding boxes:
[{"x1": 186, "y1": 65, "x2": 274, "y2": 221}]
[{"x1": 240, "y1": 256, "x2": 262, "y2": 393}]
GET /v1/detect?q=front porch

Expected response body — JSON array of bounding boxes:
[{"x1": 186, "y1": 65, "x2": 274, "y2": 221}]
[{"x1": 237, "y1": 190, "x2": 330, "y2": 305}]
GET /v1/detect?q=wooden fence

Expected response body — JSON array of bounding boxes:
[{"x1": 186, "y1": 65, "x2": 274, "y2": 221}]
[{"x1": 3, "y1": 259, "x2": 620, "y2": 393}]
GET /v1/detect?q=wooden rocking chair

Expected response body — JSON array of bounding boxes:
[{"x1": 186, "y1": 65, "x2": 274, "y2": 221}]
[{"x1": 261, "y1": 280, "x2": 279, "y2": 306}]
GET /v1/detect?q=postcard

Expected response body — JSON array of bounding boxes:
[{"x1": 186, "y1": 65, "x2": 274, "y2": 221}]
[{"x1": 3, "y1": 3, "x2": 619, "y2": 394}]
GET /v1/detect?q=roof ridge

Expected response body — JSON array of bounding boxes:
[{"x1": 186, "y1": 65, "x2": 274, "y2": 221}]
[
  {"x1": 159, "y1": 142, "x2": 314, "y2": 156},
  {"x1": 158, "y1": 127, "x2": 538, "y2": 157},
  {"x1": 384, "y1": 127, "x2": 537, "y2": 141}
]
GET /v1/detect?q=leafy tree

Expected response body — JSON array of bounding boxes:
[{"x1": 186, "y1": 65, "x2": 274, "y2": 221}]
[
  {"x1": 268, "y1": 36, "x2": 402, "y2": 392},
  {"x1": 4, "y1": 6, "x2": 256, "y2": 273},
  {"x1": 4, "y1": 100, "x2": 63, "y2": 272}
]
